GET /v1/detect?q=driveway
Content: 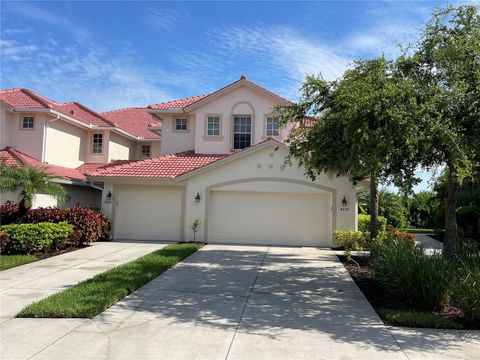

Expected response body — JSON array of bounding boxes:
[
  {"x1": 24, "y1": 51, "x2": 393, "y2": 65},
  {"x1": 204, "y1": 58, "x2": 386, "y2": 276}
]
[
  {"x1": 1, "y1": 245, "x2": 479, "y2": 360},
  {"x1": 0, "y1": 241, "x2": 166, "y2": 321}
]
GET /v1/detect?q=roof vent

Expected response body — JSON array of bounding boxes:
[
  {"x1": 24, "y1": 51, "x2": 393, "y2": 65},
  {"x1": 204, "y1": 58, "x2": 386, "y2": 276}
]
[{"x1": 240, "y1": 75, "x2": 247, "y2": 80}]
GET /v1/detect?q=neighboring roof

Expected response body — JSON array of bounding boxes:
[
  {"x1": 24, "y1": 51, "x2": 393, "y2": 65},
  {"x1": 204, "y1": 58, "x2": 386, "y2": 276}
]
[
  {"x1": 87, "y1": 138, "x2": 286, "y2": 179},
  {"x1": 0, "y1": 147, "x2": 86, "y2": 181},
  {"x1": 101, "y1": 108, "x2": 161, "y2": 139},
  {"x1": 86, "y1": 151, "x2": 228, "y2": 178},
  {"x1": 147, "y1": 75, "x2": 291, "y2": 111},
  {"x1": 148, "y1": 95, "x2": 208, "y2": 110},
  {"x1": 0, "y1": 88, "x2": 113, "y2": 127}
]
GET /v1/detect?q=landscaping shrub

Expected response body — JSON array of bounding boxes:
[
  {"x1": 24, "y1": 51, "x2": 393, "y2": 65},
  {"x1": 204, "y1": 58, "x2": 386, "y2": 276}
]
[
  {"x1": 0, "y1": 201, "x2": 20, "y2": 225},
  {"x1": 1, "y1": 222, "x2": 74, "y2": 254},
  {"x1": 371, "y1": 239, "x2": 454, "y2": 310},
  {"x1": 358, "y1": 214, "x2": 387, "y2": 233},
  {"x1": 452, "y1": 244, "x2": 480, "y2": 322},
  {"x1": 385, "y1": 225, "x2": 416, "y2": 246},
  {"x1": 333, "y1": 231, "x2": 368, "y2": 260},
  {"x1": 0, "y1": 230, "x2": 10, "y2": 254},
  {"x1": 23, "y1": 206, "x2": 110, "y2": 244}
]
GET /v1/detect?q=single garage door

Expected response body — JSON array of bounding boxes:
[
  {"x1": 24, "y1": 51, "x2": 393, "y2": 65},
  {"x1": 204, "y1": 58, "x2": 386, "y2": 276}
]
[
  {"x1": 209, "y1": 191, "x2": 331, "y2": 247},
  {"x1": 114, "y1": 186, "x2": 183, "y2": 241}
]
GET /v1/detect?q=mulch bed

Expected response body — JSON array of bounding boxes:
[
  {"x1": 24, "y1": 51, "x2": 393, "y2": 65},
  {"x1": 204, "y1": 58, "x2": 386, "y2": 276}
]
[{"x1": 338, "y1": 254, "x2": 478, "y2": 329}]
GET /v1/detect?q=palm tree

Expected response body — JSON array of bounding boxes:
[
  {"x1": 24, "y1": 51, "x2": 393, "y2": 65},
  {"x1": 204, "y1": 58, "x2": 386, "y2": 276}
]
[{"x1": 0, "y1": 164, "x2": 67, "y2": 211}]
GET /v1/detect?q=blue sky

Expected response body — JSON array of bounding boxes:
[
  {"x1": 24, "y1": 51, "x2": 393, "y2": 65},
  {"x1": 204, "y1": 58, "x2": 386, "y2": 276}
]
[{"x1": 0, "y1": 1, "x2": 467, "y2": 191}]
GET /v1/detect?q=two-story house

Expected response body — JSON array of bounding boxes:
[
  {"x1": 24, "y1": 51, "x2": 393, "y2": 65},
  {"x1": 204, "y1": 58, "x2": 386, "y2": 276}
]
[
  {"x1": 0, "y1": 88, "x2": 161, "y2": 208},
  {"x1": 88, "y1": 76, "x2": 359, "y2": 246}
]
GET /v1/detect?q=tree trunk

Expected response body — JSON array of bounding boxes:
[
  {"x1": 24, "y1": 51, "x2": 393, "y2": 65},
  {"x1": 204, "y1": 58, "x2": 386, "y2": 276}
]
[
  {"x1": 370, "y1": 175, "x2": 379, "y2": 238},
  {"x1": 444, "y1": 171, "x2": 460, "y2": 257}
]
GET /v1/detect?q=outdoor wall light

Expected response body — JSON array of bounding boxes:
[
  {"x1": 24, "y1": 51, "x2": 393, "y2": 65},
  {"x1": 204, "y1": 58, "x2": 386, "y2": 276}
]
[
  {"x1": 195, "y1": 193, "x2": 201, "y2": 203},
  {"x1": 105, "y1": 191, "x2": 112, "y2": 203},
  {"x1": 341, "y1": 196, "x2": 348, "y2": 207}
]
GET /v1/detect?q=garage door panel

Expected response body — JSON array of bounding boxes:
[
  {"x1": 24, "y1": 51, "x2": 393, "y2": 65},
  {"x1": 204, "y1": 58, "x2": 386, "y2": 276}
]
[
  {"x1": 115, "y1": 186, "x2": 182, "y2": 241},
  {"x1": 209, "y1": 191, "x2": 330, "y2": 247}
]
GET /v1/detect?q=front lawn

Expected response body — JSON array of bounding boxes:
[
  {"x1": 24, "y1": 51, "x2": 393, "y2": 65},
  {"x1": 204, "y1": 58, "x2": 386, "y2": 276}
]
[
  {"x1": 399, "y1": 228, "x2": 435, "y2": 234},
  {"x1": 0, "y1": 255, "x2": 38, "y2": 270},
  {"x1": 17, "y1": 243, "x2": 202, "y2": 318}
]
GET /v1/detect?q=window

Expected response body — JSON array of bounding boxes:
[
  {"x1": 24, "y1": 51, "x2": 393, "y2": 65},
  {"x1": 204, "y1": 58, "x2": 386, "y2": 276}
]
[
  {"x1": 22, "y1": 116, "x2": 35, "y2": 129},
  {"x1": 92, "y1": 133, "x2": 103, "y2": 154},
  {"x1": 207, "y1": 116, "x2": 220, "y2": 136},
  {"x1": 142, "y1": 144, "x2": 151, "y2": 158},
  {"x1": 175, "y1": 118, "x2": 188, "y2": 131},
  {"x1": 266, "y1": 117, "x2": 279, "y2": 136},
  {"x1": 233, "y1": 116, "x2": 252, "y2": 150}
]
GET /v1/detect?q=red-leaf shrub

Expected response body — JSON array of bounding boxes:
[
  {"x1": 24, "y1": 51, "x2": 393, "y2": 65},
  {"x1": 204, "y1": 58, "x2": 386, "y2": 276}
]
[
  {"x1": 23, "y1": 206, "x2": 110, "y2": 244},
  {"x1": 386, "y1": 225, "x2": 416, "y2": 246},
  {"x1": 0, "y1": 201, "x2": 20, "y2": 225}
]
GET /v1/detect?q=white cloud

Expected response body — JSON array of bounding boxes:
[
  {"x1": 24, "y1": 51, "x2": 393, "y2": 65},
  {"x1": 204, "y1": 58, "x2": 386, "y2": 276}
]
[
  {"x1": 147, "y1": 4, "x2": 191, "y2": 32},
  {"x1": 1, "y1": 39, "x2": 172, "y2": 111}
]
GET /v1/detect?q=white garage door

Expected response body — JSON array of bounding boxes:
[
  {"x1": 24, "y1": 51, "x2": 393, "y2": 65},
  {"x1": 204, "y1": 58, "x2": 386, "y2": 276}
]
[
  {"x1": 115, "y1": 186, "x2": 183, "y2": 241},
  {"x1": 209, "y1": 191, "x2": 331, "y2": 247}
]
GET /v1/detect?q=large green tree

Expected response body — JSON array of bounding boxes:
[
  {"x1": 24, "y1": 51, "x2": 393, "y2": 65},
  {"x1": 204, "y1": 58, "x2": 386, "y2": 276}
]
[
  {"x1": 0, "y1": 164, "x2": 67, "y2": 211},
  {"x1": 399, "y1": 5, "x2": 480, "y2": 255},
  {"x1": 276, "y1": 57, "x2": 421, "y2": 238}
]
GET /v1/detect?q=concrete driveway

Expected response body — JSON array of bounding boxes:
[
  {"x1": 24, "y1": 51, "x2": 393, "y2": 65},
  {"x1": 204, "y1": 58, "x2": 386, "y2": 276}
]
[{"x1": 1, "y1": 245, "x2": 479, "y2": 360}]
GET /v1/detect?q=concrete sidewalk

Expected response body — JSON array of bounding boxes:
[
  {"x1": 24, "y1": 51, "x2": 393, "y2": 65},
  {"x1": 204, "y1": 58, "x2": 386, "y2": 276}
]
[
  {"x1": 0, "y1": 241, "x2": 166, "y2": 321},
  {"x1": 1, "y1": 245, "x2": 479, "y2": 360}
]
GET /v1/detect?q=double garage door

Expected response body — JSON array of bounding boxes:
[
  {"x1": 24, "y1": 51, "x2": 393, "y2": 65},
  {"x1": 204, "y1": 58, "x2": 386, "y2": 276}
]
[
  {"x1": 114, "y1": 186, "x2": 331, "y2": 247},
  {"x1": 209, "y1": 191, "x2": 331, "y2": 247}
]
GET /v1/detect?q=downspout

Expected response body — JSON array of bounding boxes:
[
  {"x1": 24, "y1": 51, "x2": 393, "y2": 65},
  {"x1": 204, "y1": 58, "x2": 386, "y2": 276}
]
[{"x1": 42, "y1": 115, "x2": 60, "y2": 162}]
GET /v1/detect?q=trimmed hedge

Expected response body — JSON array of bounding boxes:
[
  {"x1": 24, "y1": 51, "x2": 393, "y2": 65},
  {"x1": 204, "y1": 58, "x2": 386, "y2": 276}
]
[
  {"x1": 1, "y1": 222, "x2": 74, "y2": 254},
  {"x1": 23, "y1": 206, "x2": 111, "y2": 244},
  {"x1": 358, "y1": 214, "x2": 387, "y2": 233}
]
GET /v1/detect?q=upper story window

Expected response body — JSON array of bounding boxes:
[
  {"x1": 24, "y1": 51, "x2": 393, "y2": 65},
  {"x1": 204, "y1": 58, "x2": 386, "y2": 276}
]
[
  {"x1": 142, "y1": 144, "x2": 151, "y2": 158},
  {"x1": 207, "y1": 116, "x2": 221, "y2": 136},
  {"x1": 266, "y1": 117, "x2": 279, "y2": 136},
  {"x1": 92, "y1": 133, "x2": 103, "y2": 154},
  {"x1": 233, "y1": 116, "x2": 252, "y2": 150},
  {"x1": 21, "y1": 116, "x2": 35, "y2": 129},
  {"x1": 175, "y1": 118, "x2": 188, "y2": 132}
]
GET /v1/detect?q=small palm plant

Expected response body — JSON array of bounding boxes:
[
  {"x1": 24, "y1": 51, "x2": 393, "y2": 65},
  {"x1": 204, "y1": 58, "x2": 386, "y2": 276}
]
[{"x1": 0, "y1": 164, "x2": 67, "y2": 212}]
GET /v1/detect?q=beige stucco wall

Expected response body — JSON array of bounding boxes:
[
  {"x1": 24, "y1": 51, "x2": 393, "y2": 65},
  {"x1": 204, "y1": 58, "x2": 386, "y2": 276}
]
[
  {"x1": 31, "y1": 193, "x2": 58, "y2": 209},
  {"x1": 45, "y1": 120, "x2": 88, "y2": 167},
  {"x1": 1, "y1": 106, "x2": 48, "y2": 161},
  {"x1": 85, "y1": 130, "x2": 109, "y2": 163},
  {"x1": 193, "y1": 86, "x2": 288, "y2": 154},
  {"x1": 159, "y1": 115, "x2": 195, "y2": 155},
  {"x1": 184, "y1": 144, "x2": 357, "y2": 243},
  {"x1": 108, "y1": 132, "x2": 135, "y2": 162}
]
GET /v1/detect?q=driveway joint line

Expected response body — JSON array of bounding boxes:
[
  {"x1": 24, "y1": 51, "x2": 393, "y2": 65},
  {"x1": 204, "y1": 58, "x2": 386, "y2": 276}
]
[
  {"x1": 224, "y1": 246, "x2": 270, "y2": 360},
  {"x1": 25, "y1": 319, "x2": 90, "y2": 360}
]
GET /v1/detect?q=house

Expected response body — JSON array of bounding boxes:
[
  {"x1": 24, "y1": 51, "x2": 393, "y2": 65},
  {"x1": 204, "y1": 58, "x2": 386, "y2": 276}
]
[
  {"x1": 0, "y1": 88, "x2": 161, "y2": 208},
  {"x1": 87, "y1": 76, "x2": 359, "y2": 247}
]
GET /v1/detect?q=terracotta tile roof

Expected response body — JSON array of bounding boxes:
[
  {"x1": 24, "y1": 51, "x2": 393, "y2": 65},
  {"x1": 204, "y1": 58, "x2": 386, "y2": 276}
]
[
  {"x1": 101, "y1": 108, "x2": 161, "y2": 139},
  {"x1": 87, "y1": 151, "x2": 228, "y2": 178},
  {"x1": 0, "y1": 147, "x2": 86, "y2": 181},
  {"x1": 1, "y1": 88, "x2": 113, "y2": 127},
  {"x1": 76, "y1": 163, "x2": 109, "y2": 174},
  {"x1": 148, "y1": 95, "x2": 208, "y2": 110}
]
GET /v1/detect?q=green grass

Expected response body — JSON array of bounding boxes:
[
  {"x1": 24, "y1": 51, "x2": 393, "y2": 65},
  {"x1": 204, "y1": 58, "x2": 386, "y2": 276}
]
[
  {"x1": 378, "y1": 309, "x2": 464, "y2": 329},
  {"x1": 17, "y1": 243, "x2": 202, "y2": 318},
  {"x1": 0, "y1": 255, "x2": 38, "y2": 270},
  {"x1": 399, "y1": 228, "x2": 435, "y2": 234}
]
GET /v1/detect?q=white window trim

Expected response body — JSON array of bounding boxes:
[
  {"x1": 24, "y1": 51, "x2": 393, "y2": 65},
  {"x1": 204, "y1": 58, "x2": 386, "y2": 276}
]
[
  {"x1": 173, "y1": 118, "x2": 190, "y2": 133},
  {"x1": 203, "y1": 113, "x2": 224, "y2": 141},
  {"x1": 91, "y1": 132, "x2": 104, "y2": 154},
  {"x1": 232, "y1": 114, "x2": 254, "y2": 150},
  {"x1": 20, "y1": 115, "x2": 35, "y2": 130},
  {"x1": 262, "y1": 114, "x2": 283, "y2": 140}
]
